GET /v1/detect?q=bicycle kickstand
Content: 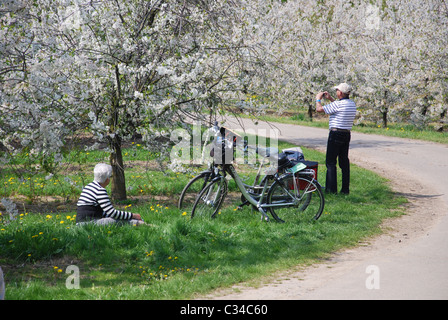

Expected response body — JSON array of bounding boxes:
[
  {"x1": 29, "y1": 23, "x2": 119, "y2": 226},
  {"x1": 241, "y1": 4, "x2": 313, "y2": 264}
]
[
  {"x1": 257, "y1": 207, "x2": 270, "y2": 222},
  {"x1": 237, "y1": 199, "x2": 249, "y2": 210}
]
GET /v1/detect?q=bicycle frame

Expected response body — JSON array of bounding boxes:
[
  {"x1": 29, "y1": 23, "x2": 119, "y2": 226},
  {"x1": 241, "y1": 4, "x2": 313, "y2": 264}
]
[
  {"x1": 222, "y1": 164, "x2": 304, "y2": 220},
  {"x1": 191, "y1": 124, "x2": 323, "y2": 221}
]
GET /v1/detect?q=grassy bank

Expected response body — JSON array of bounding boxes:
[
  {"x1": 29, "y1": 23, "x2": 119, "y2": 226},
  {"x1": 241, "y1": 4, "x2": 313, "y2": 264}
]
[{"x1": 0, "y1": 141, "x2": 406, "y2": 299}]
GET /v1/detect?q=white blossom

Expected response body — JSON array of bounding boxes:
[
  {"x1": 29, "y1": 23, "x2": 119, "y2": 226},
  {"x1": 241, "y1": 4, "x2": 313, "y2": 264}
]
[{"x1": 0, "y1": 0, "x2": 446, "y2": 187}]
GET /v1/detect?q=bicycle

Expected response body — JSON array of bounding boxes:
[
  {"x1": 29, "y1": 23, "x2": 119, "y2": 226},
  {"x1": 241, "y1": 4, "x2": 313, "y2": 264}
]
[
  {"x1": 177, "y1": 122, "x2": 224, "y2": 212},
  {"x1": 178, "y1": 135, "x2": 270, "y2": 213},
  {"x1": 190, "y1": 128, "x2": 325, "y2": 223}
]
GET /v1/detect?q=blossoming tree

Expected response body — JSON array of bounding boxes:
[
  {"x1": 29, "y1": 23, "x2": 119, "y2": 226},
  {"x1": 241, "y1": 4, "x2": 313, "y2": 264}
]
[
  {"x1": 1, "y1": 0, "x2": 271, "y2": 200},
  {"x1": 252, "y1": 0, "x2": 447, "y2": 128}
]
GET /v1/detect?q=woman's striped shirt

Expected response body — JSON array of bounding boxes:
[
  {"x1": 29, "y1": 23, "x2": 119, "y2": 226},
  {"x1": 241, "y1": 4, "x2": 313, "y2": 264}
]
[
  {"x1": 323, "y1": 98, "x2": 357, "y2": 130},
  {"x1": 77, "y1": 181, "x2": 133, "y2": 220}
]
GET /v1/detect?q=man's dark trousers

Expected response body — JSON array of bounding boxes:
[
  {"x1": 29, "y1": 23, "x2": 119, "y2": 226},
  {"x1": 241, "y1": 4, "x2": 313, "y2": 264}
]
[{"x1": 325, "y1": 130, "x2": 351, "y2": 194}]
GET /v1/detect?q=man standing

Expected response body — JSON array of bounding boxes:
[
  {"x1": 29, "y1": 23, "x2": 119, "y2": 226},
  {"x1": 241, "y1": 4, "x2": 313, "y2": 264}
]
[{"x1": 316, "y1": 83, "x2": 357, "y2": 194}]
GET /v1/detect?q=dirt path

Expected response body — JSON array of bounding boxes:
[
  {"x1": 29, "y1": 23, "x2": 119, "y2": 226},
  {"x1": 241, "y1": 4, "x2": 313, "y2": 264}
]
[{"x1": 202, "y1": 117, "x2": 448, "y2": 300}]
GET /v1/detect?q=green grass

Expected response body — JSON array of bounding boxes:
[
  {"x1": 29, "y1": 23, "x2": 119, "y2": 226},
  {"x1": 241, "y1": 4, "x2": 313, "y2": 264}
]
[{"x1": 0, "y1": 140, "x2": 407, "y2": 300}]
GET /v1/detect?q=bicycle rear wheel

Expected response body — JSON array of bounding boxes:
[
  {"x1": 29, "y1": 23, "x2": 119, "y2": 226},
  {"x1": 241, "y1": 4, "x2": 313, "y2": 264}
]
[
  {"x1": 191, "y1": 177, "x2": 228, "y2": 219},
  {"x1": 178, "y1": 171, "x2": 212, "y2": 212},
  {"x1": 267, "y1": 174, "x2": 324, "y2": 222}
]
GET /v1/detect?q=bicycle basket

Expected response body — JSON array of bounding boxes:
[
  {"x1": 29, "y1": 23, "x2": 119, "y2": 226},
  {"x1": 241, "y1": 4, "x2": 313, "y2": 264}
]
[{"x1": 211, "y1": 127, "x2": 237, "y2": 164}]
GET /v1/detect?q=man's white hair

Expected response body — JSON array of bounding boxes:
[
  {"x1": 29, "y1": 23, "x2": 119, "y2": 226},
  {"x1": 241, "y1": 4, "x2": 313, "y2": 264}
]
[{"x1": 94, "y1": 163, "x2": 113, "y2": 184}]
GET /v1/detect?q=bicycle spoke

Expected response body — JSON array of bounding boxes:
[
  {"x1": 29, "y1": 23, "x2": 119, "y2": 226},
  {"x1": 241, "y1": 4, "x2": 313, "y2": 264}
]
[
  {"x1": 267, "y1": 174, "x2": 324, "y2": 222},
  {"x1": 178, "y1": 172, "x2": 212, "y2": 212},
  {"x1": 191, "y1": 177, "x2": 227, "y2": 219}
]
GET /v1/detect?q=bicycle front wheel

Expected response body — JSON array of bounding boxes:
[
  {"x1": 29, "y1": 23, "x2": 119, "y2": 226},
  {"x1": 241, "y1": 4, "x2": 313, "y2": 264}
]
[
  {"x1": 191, "y1": 177, "x2": 228, "y2": 219},
  {"x1": 267, "y1": 174, "x2": 324, "y2": 222},
  {"x1": 178, "y1": 171, "x2": 212, "y2": 212}
]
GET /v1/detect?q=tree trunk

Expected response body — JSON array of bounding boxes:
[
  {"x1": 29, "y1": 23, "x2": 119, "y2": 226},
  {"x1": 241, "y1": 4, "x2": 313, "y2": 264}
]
[
  {"x1": 109, "y1": 65, "x2": 127, "y2": 201},
  {"x1": 307, "y1": 101, "x2": 313, "y2": 121},
  {"x1": 109, "y1": 134, "x2": 127, "y2": 201},
  {"x1": 381, "y1": 90, "x2": 388, "y2": 128},
  {"x1": 305, "y1": 97, "x2": 313, "y2": 121},
  {"x1": 382, "y1": 109, "x2": 388, "y2": 128}
]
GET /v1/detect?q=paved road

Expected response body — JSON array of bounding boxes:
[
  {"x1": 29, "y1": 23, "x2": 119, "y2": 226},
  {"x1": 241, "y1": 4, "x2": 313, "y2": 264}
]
[{"x1": 218, "y1": 116, "x2": 448, "y2": 300}]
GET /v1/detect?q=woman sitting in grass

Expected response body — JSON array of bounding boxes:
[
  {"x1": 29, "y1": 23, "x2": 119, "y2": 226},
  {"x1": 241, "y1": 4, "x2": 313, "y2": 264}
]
[{"x1": 76, "y1": 163, "x2": 144, "y2": 226}]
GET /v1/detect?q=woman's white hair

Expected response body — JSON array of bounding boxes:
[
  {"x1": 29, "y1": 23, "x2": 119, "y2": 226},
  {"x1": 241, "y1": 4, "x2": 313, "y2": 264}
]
[{"x1": 94, "y1": 163, "x2": 113, "y2": 184}]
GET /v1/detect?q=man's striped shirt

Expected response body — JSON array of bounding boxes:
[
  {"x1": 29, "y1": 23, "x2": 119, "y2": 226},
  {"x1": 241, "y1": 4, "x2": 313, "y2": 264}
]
[
  {"x1": 323, "y1": 98, "x2": 357, "y2": 130},
  {"x1": 77, "y1": 181, "x2": 132, "y2": 220}
]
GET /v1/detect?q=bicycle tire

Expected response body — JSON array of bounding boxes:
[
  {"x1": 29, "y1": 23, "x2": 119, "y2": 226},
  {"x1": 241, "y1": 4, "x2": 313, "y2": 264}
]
[
  {"x1": 178, "y1": 171, "x2": 212, "y2": 211},
  {"x1": 267, "y1": 174, "x2": 324, "y2": 222},
  {"x1": 191, "y1": 177, "x2": 228, "y2": 219}
]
